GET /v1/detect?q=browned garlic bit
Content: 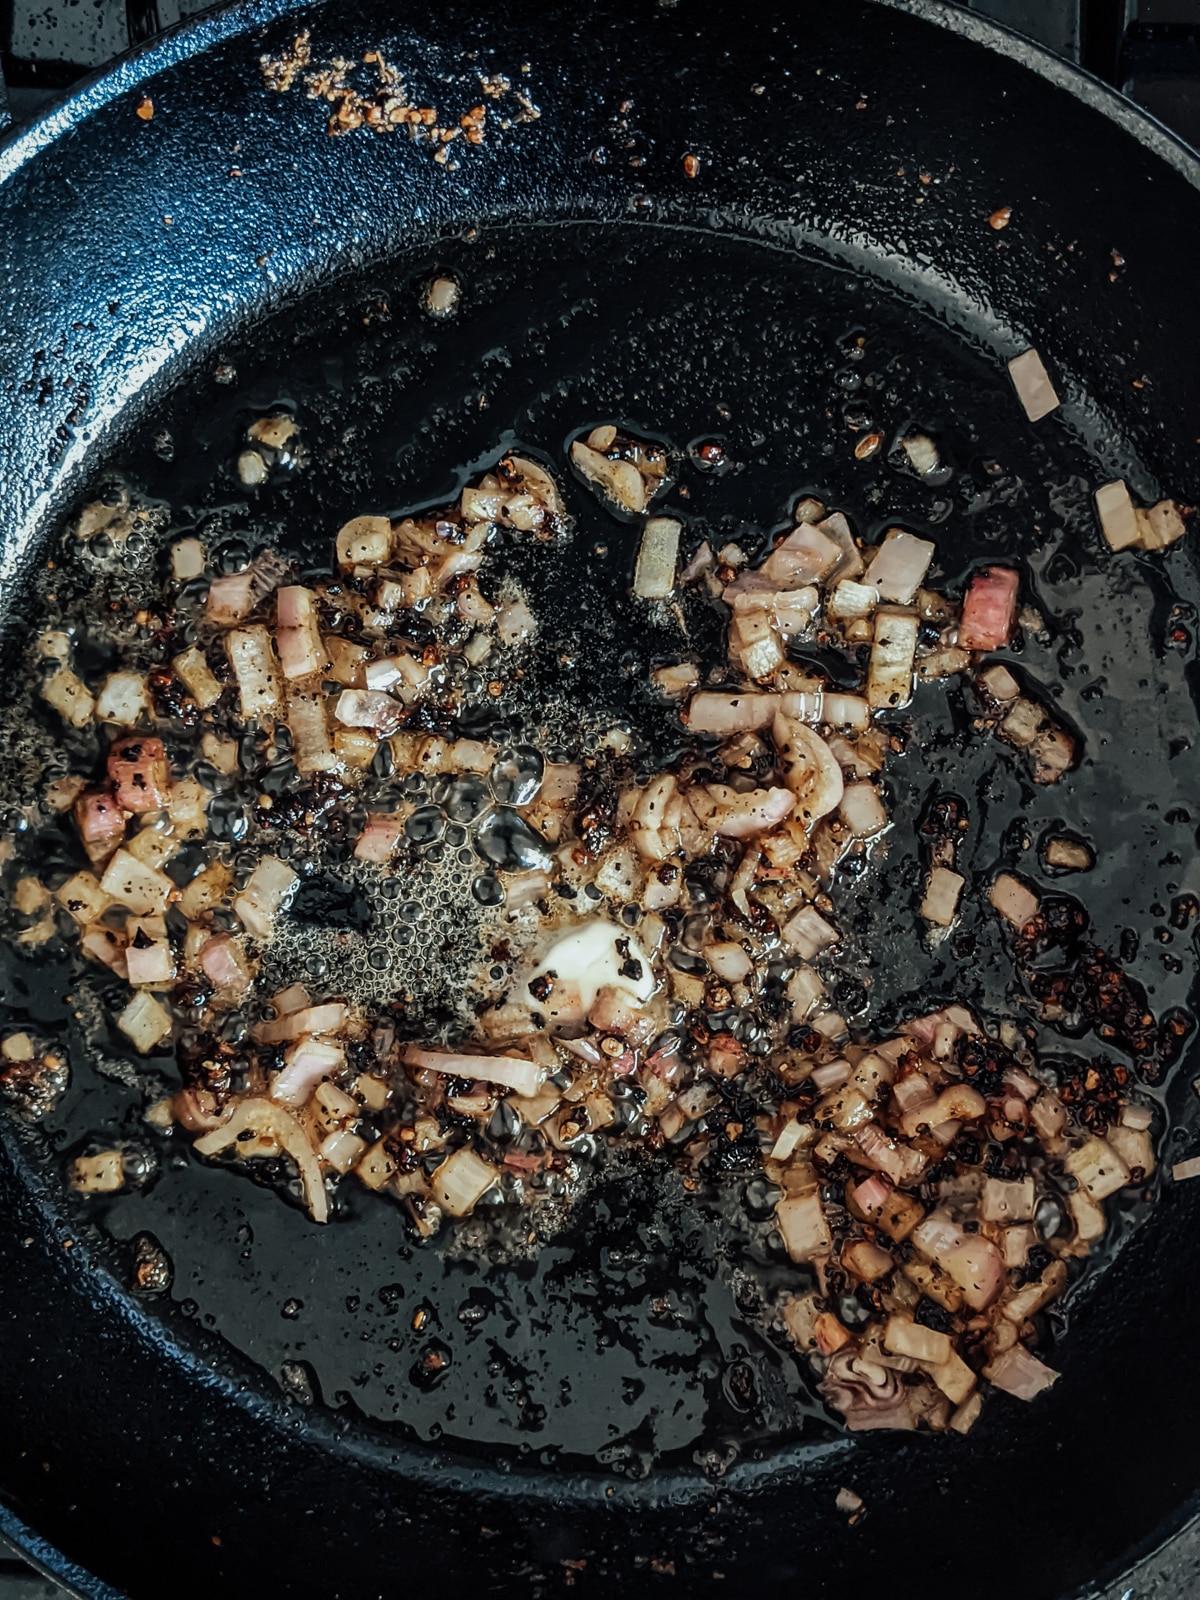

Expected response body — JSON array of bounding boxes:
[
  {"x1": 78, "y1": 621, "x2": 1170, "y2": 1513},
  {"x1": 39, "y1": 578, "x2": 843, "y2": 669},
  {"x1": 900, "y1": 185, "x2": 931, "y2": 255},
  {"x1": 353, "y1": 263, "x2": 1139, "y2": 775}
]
[{"x1": 10, "y1": 428, "x2": 1189, "y2": 1439}]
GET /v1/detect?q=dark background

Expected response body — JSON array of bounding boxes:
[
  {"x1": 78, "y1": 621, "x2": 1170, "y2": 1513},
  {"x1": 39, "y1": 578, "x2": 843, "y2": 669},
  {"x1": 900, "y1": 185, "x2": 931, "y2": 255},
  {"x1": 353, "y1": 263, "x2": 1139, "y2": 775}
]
[{"x1": 0, "y1": 0, "x2": 1198, "y2": 1595}]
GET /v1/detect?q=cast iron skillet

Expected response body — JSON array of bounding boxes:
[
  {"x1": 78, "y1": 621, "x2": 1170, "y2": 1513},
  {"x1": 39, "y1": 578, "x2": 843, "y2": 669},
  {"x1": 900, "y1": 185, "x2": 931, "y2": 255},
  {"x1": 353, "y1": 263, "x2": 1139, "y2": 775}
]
[{"x1": 2, "y1": 2, "x2": 1200, "y2": 1595}]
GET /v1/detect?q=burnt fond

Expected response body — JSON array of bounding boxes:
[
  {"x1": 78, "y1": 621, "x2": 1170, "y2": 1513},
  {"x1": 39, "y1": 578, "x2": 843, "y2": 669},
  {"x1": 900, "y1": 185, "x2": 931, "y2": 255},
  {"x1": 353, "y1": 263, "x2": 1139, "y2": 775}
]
[{"x1": 0, "y1": 3, "x2": 1199, "y2": 1598}]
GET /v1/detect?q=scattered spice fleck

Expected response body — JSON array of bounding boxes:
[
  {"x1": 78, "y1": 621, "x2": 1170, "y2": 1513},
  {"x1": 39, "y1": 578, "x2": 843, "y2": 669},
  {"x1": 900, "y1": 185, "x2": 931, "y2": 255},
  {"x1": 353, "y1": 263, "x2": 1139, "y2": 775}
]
[
  {"x1": 135, "y1": 96, "x2": 154, "y2": 121},
  {"x1": 683, "y1": 153, "x2": 700, "y2": 179},
  {"x1": 989, "y1": 206, "x2": 1013, "y2": 230}
]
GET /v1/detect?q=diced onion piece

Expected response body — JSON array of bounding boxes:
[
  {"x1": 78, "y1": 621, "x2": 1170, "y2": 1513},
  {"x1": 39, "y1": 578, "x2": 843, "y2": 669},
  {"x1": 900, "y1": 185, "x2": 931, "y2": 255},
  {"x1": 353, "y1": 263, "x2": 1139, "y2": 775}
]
[
  {"x1": 1136, "y1": 499, "x2": 1188, "y2": 551},
  {"x1": 1064, "y1": 1135, "x2": 1129, "y2": 1200},
  {"x1": 979, "y1": 663, "x2": 1020, "y2": 703},
  {"x1": 839, "y1": 782, "x2": 888, "y2": 838},
  {"x1": 770, "y1": 1118, "x2": 807, "y2": 1161},
  {"x1": 94, "y1": 672, "x2": 150, "y2": 727},
  {"x1": 126, "y1": 920, "x2": 176, "y2": 987},
  {"x1": 99, "y1": 849, "x2": 173, "y2": 915},
  {"x1": 206, "y1": 571, "x2": 255, "y2": 625},
  {"x1": 987, "y1": 1345, "x2": 1059, "y2": 1401},
  {"x1": 760, "y1": 523, "x2": 842, "y2": 588},
  {"x1": 194, "y1": 1098, "x2": 328, "y2": 1223},
  {"x1": 1008, "y1": 348, "x2": 1060, "y2": 422},
  {"x1": 706, "y1": 941, "x2": 752, "y2": 983},
  {"x1": 950, "y1": 1392, "x2": 983, "y2": 1434},
  {"x1": 1043, "y1": 834, "x2": 1093, "y2": 872},
  {"x1": 1030, "y1": 724, "x2": 1075, "y2": 785},
  {"x1": 285, "y1": 688, "x2": 337, "y2": 774},
  {"x1": 334, "y1": 688, "x2": 405, "y2": 738},
  {"x1": 109, "y1": 736, "x2": 171, "y2": 813},
  {"x1": 272, "y1": 1039, "x2": 346, "y2": 1107},
  {"x1": 772, "y1": 717, "x2": 843, "y2": 829},
  {"x1": 173, "y1": 646, "x2": 223, "y2": 710},
  {"x1": 782, "y1": 905, "x2": 839, "y2": 960},
  {"x1": 496, "y1": 594, "x2": 536, "y2": 646},
  {"x1": 405, "y1": 1046, "x2": 542, "y2": 1098},
  {"x1": 989, "y1": 873, "x2": 1039, "y2": 929},
  {"x1": 998, "y1": 698, "x2": 1044, "y2": 747},
  {"x1": 827, "y1": 579, "x2": 879, "y2": 620},
  {"x1": 70, "y1": 1150, "x2": 125, "y2": 1193},
  {"x1": 254, "y1": 1001, "x2": 347, "y2": 1045},
  {"x1": 920, "y1": 867, "x2": 964, "y2": 927},
  {"x1": 430, "y1": 1145, "x2": 497, "y2": 1216},
  {"x1": 685, "y1": 692, "x2": 778, "y2": 735},
  {"x1": 1172, "y1": 1155, "x2": 1200, "y2": 1182},
  {"x1": 821, "y1": 693, "x2": 871, "y2": 730},
  {"x1": 42, "y1": 667, "x2": 95, "y2": 727},
  {"x1": 570, "y1": 440, "x2": 646, "y2": 514},
  {"x1": 884, "y1": 1316, "x2": 951, "y2": 1367},
  {"x1": 863, "y1": 531, "x2": 935, "y2": 605},
  {"x1": 867, "y1": 608, "x2": 918, "y2": 709},
  {"x1": 198, "y1": 933, "x2": 252, "y2": 999},
  {"x1": 233, "y1": 856, "x2": 297, "y2": 939},
  {"x1": 355, "y1": 811, "x2": 405, "y2": 863},
  {"x1": 652, "y1": 662, "x2": 700, "y2": 700},
  {"x1": 930, "y1": 1349, "x2": 977, "y2": 1406},
  {"x1": 700, "y1": 783, "x2": 796, "y2": 839},
  {"x1": 775, "y1": 1190, "x2": 832, "y2": 1262},
  {"x1": 276, "y1": 586, "x2": 328, "y2": 680},
  {"x1": 116, "y1": 991, "x2": 173, "y2": 1053},
  {"x1": 319, "y1": 1130, "x2": 367, "y2": 1173},
  {"x1": 1095, "y1": 480, "x2": 1139, "y2": 552},
  {"x1": 336, "y1": 515, "x2": 392, "y2": 569},
  {"x1": 171, "y1": 538, "x2": 205, "y2": 581},
  {"x1": 958, "y1": 566, "x2": 1019, "y2": 651},
  {"x1": 325, "y1": 637, "x2": 369, "y2": 687},
  {"x1": 225, "y1": 625, "x2": 281, "y2": 720},
  {"x1": 980, "y1": 1176, "x2": 1036, "y2": 1223},
  {"x1": 56, "y1": 871, "x2": 110, "y2": 925},
  {"x1": 356, "y1": 1138, "x2": 397, "y2": 1190},
  {"x1": 178, "y1": 861, "x2": 232, "y2": 920},
  {"x1": 633, "y1": 517, "x2": 681, "y2": 599}
]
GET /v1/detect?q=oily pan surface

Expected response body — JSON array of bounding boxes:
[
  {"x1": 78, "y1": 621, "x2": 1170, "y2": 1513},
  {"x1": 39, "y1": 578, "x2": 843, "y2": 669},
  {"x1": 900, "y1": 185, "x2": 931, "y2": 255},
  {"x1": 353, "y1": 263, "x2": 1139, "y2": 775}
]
[{"x1": 1, "y1": 222, "x2": 1198, "y2": 1485}]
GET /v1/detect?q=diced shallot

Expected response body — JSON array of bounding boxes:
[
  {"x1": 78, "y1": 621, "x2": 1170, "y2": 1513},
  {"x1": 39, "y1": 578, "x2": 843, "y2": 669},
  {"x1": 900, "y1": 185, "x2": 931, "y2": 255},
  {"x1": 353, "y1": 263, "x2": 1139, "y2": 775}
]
[
  {"x1": 633, "y1": 517, "x2": 682, "y2": 599},
  {"x1": 232, "y1": 856, "x2": 298, "y2": 939},
  {"x1": 108, "y1": 736, "x2": 170, "y2": 812},
  {"x1": 354, "y1": 812, "x2": 405, "y2": 863},
  {"x1": 276, "y1": 586, "x2": 328, "y2": 679},
  {"x1": 334, "y1": 688, "x2": 405, "y2": 738},
  {"x1": 958, "y1": 567, "x2": 1019, "y2": 651},
  {"x1": 987, "y1": 1345, "x2": 1059, "y2": 1401},
  {"x1": 863, "y1": 531, "x2": 935, "y2": 605},
  {"x1": 405, "y1": 1046, "x2": 542, "y2": 1098},
  {"x1": 272, "y1": 1039, "x2": 346, "y2": 1107}
]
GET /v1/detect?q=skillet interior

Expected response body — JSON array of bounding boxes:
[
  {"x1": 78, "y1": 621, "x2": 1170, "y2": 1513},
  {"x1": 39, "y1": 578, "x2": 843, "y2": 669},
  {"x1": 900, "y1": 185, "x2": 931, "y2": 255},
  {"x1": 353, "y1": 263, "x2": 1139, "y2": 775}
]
[{"x1": 1, "y1": 3, "x2": 1200, "y2": 1596}]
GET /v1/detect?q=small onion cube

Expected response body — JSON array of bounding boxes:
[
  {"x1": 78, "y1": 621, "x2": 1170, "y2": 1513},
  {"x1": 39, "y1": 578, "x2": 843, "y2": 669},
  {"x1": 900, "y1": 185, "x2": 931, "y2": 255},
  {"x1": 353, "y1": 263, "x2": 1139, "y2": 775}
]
[
  {"x1": 1064, "y1": 1135, "x2": 1130, "y2": 1200},
  {"x1": 335, "y1": 514, "x2": 392, "y2": 569},
  {"x1": 116, "y1": 991, "x2": 173, "y2": 1053},
  {"x1": 225, "y1": 625, "x2": 281, "y2": 720},
  {"x1": 1172, "y1": 1155, "x2": 1200, "y2": 1183},
  {"x1": 633, "y1": 517, "x2": 682, "y2": 600},
  {"x1": 171, "y1": 538, "x2": 205, "y2": 581},
  {"x1": 1136, "y1": 499, "x2": 1188, "y2": 551},
  {"x1": 987, "y1": 1345, "x2": 1059, "y2": 1402},
  {"x1": 867, "y1": 608, "x2": 919, "y2": 709},
  {"x1": 99, "y1": 850, "x2": 173, "y2": 915},
  {"x1": 958, "y1": 566, "x2": 1019, "y2": 651},
  {"x1": 334, "y1": 688, "x2": 405, "y2": 738},
  {"x1": 232, "y1": 855, "x2": 298, "y2": 939},
  {"x1": 94, "y1": 671, "x2": 150, "y2": 727},
  {"x1": 42, "y1": 667, "x2": 95, "y2": 727},
  {"x1": 1008, "y1": 348, "x2": 1060, "y2": 422},
  {"x1": 839, "y1": 782, "x2": 888, "y2": 838},
  {"x1": 920, "y1": 867, "x2": 964, "y2": 927},
  {"x1": 782, "y1": 905, "x2": 839, "y2": 961},
  {"x1": 884, "y1": 1315, "x2": 951, "y2": 1367},
  {"x1": 827, "y1": 579, "x2": 879, "y2": 620},
  {"x1": 1095, "y1": 480, "x2": 1140, "y2": 552},
  {"x1": 989, "y1": 873, "x2": 1039, "y2": 929},
  {"x1": 775, "y1": 1190, "x2": 832, "y2": 1262},
  {"x1": 430, "y1": 1146, "x2": 497, "y2": 1216},
  {"x1": 863, "y1": 531, "x2": 935, "y2": 605},
  {"x1": 206, "y1": 571, "x2": 255, "y2": 625},
  {"x1": 172, "y1": 646, "x2": 223, "y2": 710}
]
